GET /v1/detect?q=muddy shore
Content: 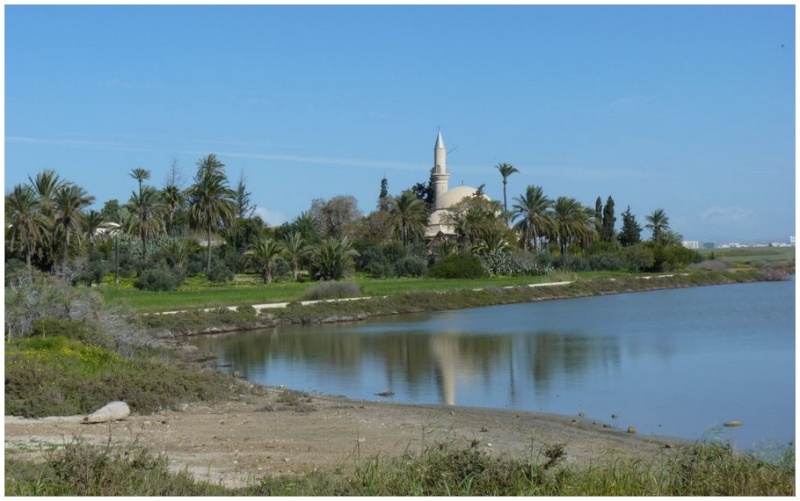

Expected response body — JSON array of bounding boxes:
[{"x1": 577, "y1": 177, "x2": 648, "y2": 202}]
[{"x1": 5, "y1": 381, "x2": 686, "y2": 489}]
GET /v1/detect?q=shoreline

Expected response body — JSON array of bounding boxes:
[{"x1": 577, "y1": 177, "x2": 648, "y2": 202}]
[
  {"x1": 147, "y1": 269, "x2": 791, "y2": 340},
  {"x1": 5, "y1": 381, "x2": 689, "y2": 489}
]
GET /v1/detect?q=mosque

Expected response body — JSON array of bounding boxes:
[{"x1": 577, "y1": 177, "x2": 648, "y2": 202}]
[{"x1": 425, "y1": 130, "x2": 491, "y2": 238}]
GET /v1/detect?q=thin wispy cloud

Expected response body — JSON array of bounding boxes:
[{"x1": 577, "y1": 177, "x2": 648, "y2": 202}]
[
  {"x1": 6, "y1": 135, "x2": 152, "y2": 153},
  {"x1": 183, "y1": 149, "x2": 422, "y2": 172}
]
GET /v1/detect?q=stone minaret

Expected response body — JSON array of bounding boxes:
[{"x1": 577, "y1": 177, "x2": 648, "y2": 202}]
[{"x1": 432, "y1": 130, "x2": 450, "y2": 210}]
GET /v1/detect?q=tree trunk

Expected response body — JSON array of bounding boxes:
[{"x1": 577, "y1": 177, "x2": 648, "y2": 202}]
[
  {"x1": 206, "y1": 226, "x2": 212, "y2": 276},
  {"x1": 114, "y1": 237, "x2": 120, "y2": 284}
]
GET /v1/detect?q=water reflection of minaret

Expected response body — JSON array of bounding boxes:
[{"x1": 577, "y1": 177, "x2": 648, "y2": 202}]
[{"x1": 429, "y1": 334, "x2": 459, "y2": 406}]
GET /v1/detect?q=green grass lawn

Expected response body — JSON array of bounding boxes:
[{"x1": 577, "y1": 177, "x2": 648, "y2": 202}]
[
  {"x1": 698, "y1": 246, "x2": 795, "y2": 263},
  {"x1": 96, "y1": 272, "x2": 622, "y2": 313}
]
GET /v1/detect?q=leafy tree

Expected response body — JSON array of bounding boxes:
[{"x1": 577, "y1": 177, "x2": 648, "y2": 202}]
[
  {"x1": 53, "y1": 184, "x2": 95, "y2": 266},
  {"x1": 126, "y1": 186, "x2": 165, "y2": 263},
  {"x1": 310, "y1": 236, "x2": 358, "y2": 281},
  {"x1": 234, "y1": 171, "x2": 255, "y2": 220},
  {"x1": 428, "y1": 253, "x2": 485, "y2": 279},
  {"x1": 6, "y1": 184, "x2": 49, "y2": 273},
  {"x1": 410, "y1": 167, "x2": 436, "y2": 210},
  {"x1": 511, "y1": 185, "x2": 553, "y2": 251},
  {"x1": 389, "y1": 191, "x2": 428, "y2": 247},
  {"x1": 645, "y1": 208, "x2": 670, "y2": 244},
  {"x1": 309, "y1": 195, "x2": 361, "y2": 238},
  {"x1": 282, "y1": 232, "x2": 309, "y2": 282},
  {"x1": 601, "y1": 196, "x2": 616, "y2": 242},
  {"x1": 186, "y1": 163, "x2": 238, "y2": 276},
  {"x1": 246, "y1": 237, "x2": 283, "y2": 284},
  {"x1": 495, "y1": 163, "x2": 519, "y2": 223},
  {"x1": 617, "y1": 206, "x2": 642, "y2": 247}
]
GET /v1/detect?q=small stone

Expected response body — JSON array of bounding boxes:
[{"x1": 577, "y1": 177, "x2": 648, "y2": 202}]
[
  {"x1": 664, "y1": 443, "x2": 673, "y2": 449},
  {"x1": 578, "y1": 412, "x2": 585, "y2": 417},
  {"x1": 627, "y1": 426, "x2": 637, "y2": 434}
]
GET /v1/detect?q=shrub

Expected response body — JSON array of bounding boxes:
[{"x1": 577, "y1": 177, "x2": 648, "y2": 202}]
[
  {"x1": 428, "y1": 253, "x2": 486, "y2": 279},
  {"x1": 588, "y1": 252, "x2": 625, "y2": 271},
  {"x1": 302, "y1": 281, "x2": 361, "y2": 301},
  {"x1": 394, "y1": 255, "x2": 427, "y2": 277},
  {"x1": 133, "y1": 266, "x2": 184, "y2": 291},
  {"x1": 478, "y1": 250, "x2": 513, "y2": 276},
  {"x1": 206, "y1": 263, "x2": 234, "y2": 284},
  {"x1": 5, "y1": 336, "x2": 232, "y2": 418}
]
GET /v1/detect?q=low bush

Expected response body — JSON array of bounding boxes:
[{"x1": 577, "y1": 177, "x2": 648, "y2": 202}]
[
  {"x1": 302, "y1": 281, "x2": 361, "y2": 301},
  {"x1": 394, "y1": 255, "x2": 427, "y2": 277},
  {"x1": 5, "y1": 336, "x2": 233, "y2": 418},
  {"x1": 207, "y1": 263, "x2": 234, "y2": 284},
  {"x1": 428, "y1": 254, "x2": 486, "y2": 279},
  {"x1": 133, "y1": 266, "x2": 184, "y2": 292}
]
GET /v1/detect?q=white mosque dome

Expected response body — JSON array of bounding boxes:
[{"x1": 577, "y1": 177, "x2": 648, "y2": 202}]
[{"x1": 437, "y1": 185, "x2": 488, "y2": 209}]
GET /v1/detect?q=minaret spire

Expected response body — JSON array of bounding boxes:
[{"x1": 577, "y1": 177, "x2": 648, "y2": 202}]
[{"x1": 432, "y1": 129, "x2": 450, "y2": 210}]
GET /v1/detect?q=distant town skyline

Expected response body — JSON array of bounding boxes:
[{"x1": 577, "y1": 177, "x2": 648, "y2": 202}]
[{"x1": 5, "y1": 5, "x2": 795, "y2": 243}]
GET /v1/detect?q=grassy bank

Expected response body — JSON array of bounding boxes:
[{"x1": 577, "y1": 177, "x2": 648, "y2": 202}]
[
  {"x1": 6, "y1": 437, "x2": 794, "y2": 496},
  {"x1": 139, "y1": 269, "x2": 786, "y2": 336}
]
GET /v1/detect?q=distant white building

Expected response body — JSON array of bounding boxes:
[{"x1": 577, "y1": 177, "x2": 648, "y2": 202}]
[{"x1": 682, "y1": 240, "x2": 699, "y2": 250}]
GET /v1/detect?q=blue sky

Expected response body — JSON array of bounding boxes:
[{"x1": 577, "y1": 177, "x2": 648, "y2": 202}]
[{"x1": 5, "y1": 4, "x2": 795, "y2": 243}]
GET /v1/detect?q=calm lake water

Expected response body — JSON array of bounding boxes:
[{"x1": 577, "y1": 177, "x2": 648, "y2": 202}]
[{"x1": 192, "y1": 281, "x2": 795, "y2": 450}]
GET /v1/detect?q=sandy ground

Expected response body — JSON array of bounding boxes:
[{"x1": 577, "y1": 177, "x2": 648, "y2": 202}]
[{"x1": 4, "y1": 382, "x2": 686, "y2": 489}]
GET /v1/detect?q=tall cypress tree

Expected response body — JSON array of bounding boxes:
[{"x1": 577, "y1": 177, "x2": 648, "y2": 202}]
[
  {"x1": 601, "y1": 196, "x2": 616, "y2": 242},
  {"x1": 594, "y1": 196, "x2": 603, "y2": 234}
]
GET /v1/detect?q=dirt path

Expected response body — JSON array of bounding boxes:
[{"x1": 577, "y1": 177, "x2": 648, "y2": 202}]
[{"x1": 5, "y1": 384, "x2": 684, "y2": 489}]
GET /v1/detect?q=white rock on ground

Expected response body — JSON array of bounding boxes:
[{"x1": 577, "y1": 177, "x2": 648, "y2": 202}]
[{"x1": 82, "y1": 401, "x2": 130, "y2": 424}]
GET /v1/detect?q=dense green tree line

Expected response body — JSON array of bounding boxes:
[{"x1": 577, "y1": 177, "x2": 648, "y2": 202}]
[{"x1": 6, "y1": 156, "x2": 698, "y2": 293}]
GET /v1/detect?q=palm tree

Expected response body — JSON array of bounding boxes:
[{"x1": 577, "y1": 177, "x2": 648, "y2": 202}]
[
  {"x1": 472, "y1": 226, "x2": 512, "y2": 255},
  {"x1": 310, "y1": 236, "x2": 359, "y2": 281},
  {"x1": 282, "y1": 232, "x2": 308, "y2": 282},
  {"x1": 186, "y1": 171, "x2": 237, "y2": 275},
  {"x1": 6, "y1": 184, "x2": 50, "y2": 272},
  {"x1": 162, "y1": 184, "x2": 186, "y2": 236},
  {"x1": 28, "y1": 169, "x2": 66, "y2": 213},
  {"x1": 129, "y1": 168, "x2": 151, "y2": 198},
  {"x1": 292, "y1": 211, "x2": 320, "y2": 244},
  {"x1": 550, "y1": 196, "x2": 594, "y2": 261},
  {"x1": 81, "y1": 209, "x2": 106, "y2": 253},
  {"x1": 163, "y1": 238, "x2": 191, "y2": 272},
  {"x1": 511, "y1": 185, "x2": 553, "y2": 251},
  {"x1": 645, "y1": 208, "x2": 670, "y2": 244},
  {"x1": 389, "y1": 191, "x2": 428, "y2": 247},
  {"x1": 126, "y1": 186, "x2": 165, "y2": 263},
  {"x1": 495, "y1": 163, "x2": 519, "y2": 223},
  {"x1": 53, "y1": 184, "x2": 94, "y2": 265},
  {"x1": 246, "y1": 237, "x2": 283, "y2": 284},
  {"x1": 196, "y1": 154, "x2": 226, "y2": 176},
  {"x1": 106, "y1": 205, "x2": 132, "y2": 284}
]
